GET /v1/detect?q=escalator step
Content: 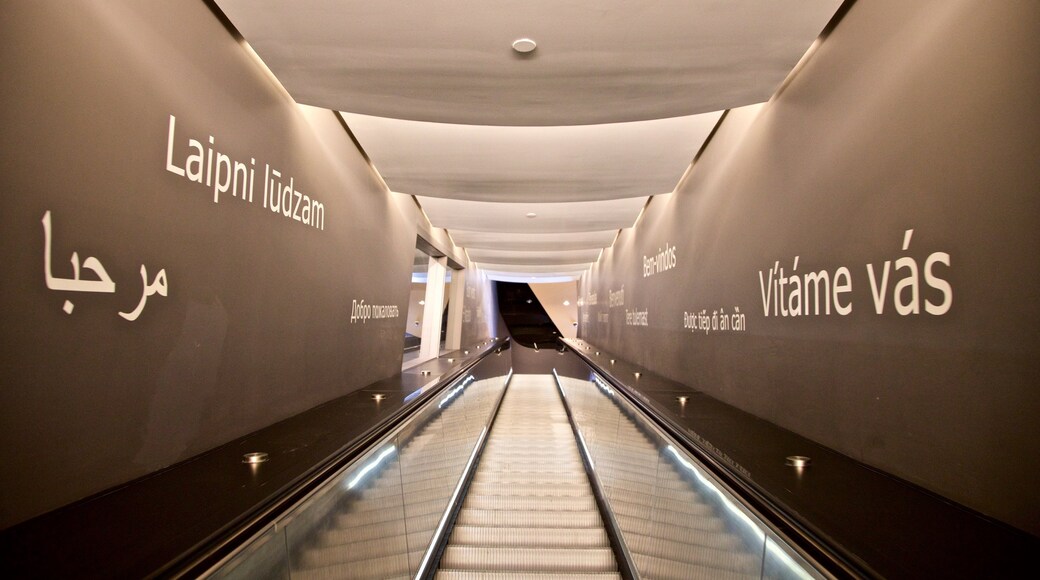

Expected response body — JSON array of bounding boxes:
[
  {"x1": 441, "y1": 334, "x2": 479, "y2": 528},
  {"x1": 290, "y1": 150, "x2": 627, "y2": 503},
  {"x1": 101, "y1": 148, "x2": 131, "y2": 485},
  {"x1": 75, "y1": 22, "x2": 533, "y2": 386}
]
[
  {"x1": 466, "y1": 482, "x2": 591, "y2": 497},
  {"x1": 436, "y1": 571, "x2": 621, "y2": 580},
  {"x1": 456, "y1": 508, "x2": 603, "y2": 529},
  {"x1": 474, "y1": 471, "x2": 585, "y2": 484},
  {"x1": 440, "y1": 547, "x2": 618, "y2": 573},
  {"x1": 462, "y1": 494, "x2": 598, "y2": 512},
  {"x1": 448, "y1": 526, "x2": 610, "y2": 548}
]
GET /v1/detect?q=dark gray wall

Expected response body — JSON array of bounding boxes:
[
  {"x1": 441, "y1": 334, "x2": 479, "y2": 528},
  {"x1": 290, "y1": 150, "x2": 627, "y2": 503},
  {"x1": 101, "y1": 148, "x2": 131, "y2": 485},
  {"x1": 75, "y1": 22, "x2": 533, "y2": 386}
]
[
  {"x1": 0, "y1": 1, "x2": 494, "y2": 528},
  {"x1": 579, "y1": 0, "x2": 1040, "y2": 535}
]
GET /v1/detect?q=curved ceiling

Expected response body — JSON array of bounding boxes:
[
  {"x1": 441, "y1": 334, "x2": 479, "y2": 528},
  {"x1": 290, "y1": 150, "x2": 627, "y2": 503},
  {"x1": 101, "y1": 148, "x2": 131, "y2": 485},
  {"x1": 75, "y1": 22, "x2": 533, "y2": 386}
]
[
  {"x1": 215, "y1": 0, "x2": 841, "y2": 126},
  {"x1": 416, "y1": 196, "x2": 649, "y2": 234},
  {"x1": 342, "y1": 112, "x2": 722, "y2": 202},
  {"x1": 214, "y1": 0, "x2": 842, "y2": 281},
  {"x1": 449, "y1": 231, "x2": 616, "y2": 252}
]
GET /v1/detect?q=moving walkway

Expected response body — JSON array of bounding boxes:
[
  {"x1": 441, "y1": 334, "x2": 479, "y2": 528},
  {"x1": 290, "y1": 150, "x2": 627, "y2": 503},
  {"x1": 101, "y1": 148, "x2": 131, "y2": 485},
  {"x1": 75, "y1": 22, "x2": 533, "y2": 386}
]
[{"x1": 205, "y1": 352, "x2": 823, "y2": 579}]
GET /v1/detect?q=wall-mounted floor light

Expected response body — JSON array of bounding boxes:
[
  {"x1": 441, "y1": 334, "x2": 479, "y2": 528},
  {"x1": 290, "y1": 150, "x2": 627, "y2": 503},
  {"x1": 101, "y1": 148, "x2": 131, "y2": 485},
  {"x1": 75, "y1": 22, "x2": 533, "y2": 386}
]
[
  {"x1": 785, "y1": 455, "x2": 812, "y2": 468},
  {"x1": 242, "y1": 452, "x2": 268, "y2": 464}
]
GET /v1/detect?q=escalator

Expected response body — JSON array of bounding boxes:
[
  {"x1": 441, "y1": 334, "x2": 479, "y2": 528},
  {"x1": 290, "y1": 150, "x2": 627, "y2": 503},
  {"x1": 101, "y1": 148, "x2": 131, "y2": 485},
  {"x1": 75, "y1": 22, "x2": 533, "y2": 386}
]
[
  {"x1": 206, "y1": 361, "x2": 824, "y2": 580},
  {"x1": 437, "y1": 374, "x2": 619, "y2": 578}
]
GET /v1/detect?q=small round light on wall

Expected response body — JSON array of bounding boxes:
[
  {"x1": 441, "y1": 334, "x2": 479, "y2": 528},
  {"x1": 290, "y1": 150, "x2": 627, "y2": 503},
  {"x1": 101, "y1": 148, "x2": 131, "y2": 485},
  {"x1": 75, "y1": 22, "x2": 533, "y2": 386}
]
[
  {"x1": 242, "y1": 452, "x2": 269, "y2": 464},
  {"x1": 677, "y1": 396, "x2": 689, "y2": 404},
  {"x1": 512, "y1": 38, "x2": 537, "y2": 54},
  {"x1": 526, "y1": 299, "x2": 532, "y2": 304},
  {"x1": 464, "y1": 350, "x2": 470, "y2": 355},
  {"x1": 525, "y1": 212, "x2": 537, "y2": 218},
  {"x1": 372, "y1": 394, "x2": 385, "y2": 402},
  {"x1": 633, "y1": 372, "x2": 641, "y2": 378},
  {"x1": 447, "y1": 358, "x2": 455, "y2": 363},
  {"x1": 610, "y1": 359, "x2": 615, "y2": 364},
  {"x1": 563, "y1": 300, "x2": 571, "y2": 306},
  {"x1": 419, "y1": 300, "x2": 425, "y2": 305}
]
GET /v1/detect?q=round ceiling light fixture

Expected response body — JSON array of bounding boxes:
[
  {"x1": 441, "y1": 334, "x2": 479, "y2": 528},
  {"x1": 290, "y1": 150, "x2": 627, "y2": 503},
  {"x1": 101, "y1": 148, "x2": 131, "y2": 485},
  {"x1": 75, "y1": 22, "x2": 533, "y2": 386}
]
[
  {"x1": 512, "y1": 38, "x2": 537, "y2": 54},
  {"x1": 525, "y1": 212, "x2": 537, "y2": 218}
]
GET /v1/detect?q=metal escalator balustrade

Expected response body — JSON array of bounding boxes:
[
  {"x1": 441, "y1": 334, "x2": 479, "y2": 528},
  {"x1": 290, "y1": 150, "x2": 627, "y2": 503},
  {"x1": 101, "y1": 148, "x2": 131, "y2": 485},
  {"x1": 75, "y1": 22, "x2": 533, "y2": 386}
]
[
  {"x1": 203, "y1": 361, "x2": 825, "y2": 580},
  {"x1": 204, "y1": 370, "x2": 510, "y2": 580},
  {"x1": 436, "y1": 374, "x2": 621, "y2": 579},
  {"x1": 556, "y1": 372, "x2": 827, "y2": 580}
]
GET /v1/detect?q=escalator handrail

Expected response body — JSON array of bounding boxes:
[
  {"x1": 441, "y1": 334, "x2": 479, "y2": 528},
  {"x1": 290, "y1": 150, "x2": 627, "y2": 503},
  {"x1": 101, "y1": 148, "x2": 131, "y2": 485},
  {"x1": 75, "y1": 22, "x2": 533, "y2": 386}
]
[
  {"x1": 564, "y1": 344, "x2": 874, "y2": 580},
  {"x1": 415, "y1": 368, "x2": 514, "y2": 579},
  {"x1": 552, "y1": 368, "x2": 640, "y2": 580},
  {"x1": 156, "y1": 338, "x2": 511, "y2": 579}
]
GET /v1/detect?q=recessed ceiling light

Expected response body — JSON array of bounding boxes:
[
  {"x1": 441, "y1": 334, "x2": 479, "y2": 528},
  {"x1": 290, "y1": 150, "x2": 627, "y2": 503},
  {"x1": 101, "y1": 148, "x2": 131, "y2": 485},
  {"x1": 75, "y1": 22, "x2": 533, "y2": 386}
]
[
  {"x1": 512, "y1": 38, "x2": 537, "y2": 53},
  {"x1": 525, "y1": 212, "x2": 537, "y2": 218}
]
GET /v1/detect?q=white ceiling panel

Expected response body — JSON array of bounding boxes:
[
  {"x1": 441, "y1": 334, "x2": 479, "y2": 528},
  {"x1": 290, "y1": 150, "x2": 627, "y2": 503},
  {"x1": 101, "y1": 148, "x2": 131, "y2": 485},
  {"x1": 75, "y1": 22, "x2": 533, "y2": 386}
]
[
  {"x1": 475, "y1": 263, "x2": 591, "y2": 274},
  {"x1": 343, "y1": 112, "x2": 722, "y2": 202},
  {"x1": 214, "y1": 0, "x2": 842, "y2": 125},
  {"x1": 418, "y1": 196, "x2": 648, "y2": 234},
  {"x1": 452, "y1": 231, "x2": 616, "y2": 252},
  {"x1": 468, "y1": 248, "x2": 601, "y2": 266},
  {"x1": 485, "y1": 273, "x2": 584, "y2": 284}
]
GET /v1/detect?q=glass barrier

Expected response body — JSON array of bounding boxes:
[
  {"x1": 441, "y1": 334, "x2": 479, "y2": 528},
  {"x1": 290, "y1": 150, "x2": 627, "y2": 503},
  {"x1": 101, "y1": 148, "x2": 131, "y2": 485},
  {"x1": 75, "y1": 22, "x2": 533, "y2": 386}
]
[
  {"x1": 557, "y1": 372, "x2": 824, "y2": 580},
  {"x1": 206, "y1": 371, "x2": 509, "y2": 580}
]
